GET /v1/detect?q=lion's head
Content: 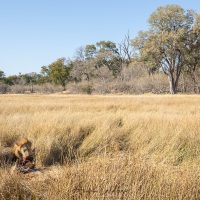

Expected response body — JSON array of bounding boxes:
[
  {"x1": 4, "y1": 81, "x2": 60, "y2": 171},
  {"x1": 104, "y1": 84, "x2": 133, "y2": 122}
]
[{"x1": 12, "y1": 138, "x2": 34, "y2": 161}]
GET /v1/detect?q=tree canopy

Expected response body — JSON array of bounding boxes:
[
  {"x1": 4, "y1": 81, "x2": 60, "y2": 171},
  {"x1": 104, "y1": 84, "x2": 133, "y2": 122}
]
[{"x1": 131, "y1": 5, "x2": 200, "y2": 94}]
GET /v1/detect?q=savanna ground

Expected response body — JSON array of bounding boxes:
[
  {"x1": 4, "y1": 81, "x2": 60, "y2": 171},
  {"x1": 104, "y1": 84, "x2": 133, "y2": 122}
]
[{"x1": 0, "y1": 94, "x2": 199, "y2": 200}]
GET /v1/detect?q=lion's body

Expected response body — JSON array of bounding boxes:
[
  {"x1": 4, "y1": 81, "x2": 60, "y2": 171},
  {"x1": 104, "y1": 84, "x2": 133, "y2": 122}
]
[{"x1": 0, "y1": 147, "x2": 16, "y2": 166}]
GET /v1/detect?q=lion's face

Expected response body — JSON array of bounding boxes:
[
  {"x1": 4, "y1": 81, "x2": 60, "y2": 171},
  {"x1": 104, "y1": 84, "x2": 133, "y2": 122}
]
[
  {"x1": 19, "y1": 143, "x2": 33, "y2": 161},
  {"x1": 12, "y1": 138, "x2": 34, "y2": 161}
]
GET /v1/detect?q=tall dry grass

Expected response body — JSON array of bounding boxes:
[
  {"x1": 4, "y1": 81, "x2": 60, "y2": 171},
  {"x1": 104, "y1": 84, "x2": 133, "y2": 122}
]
[{"x1": 0, "y1": 94, "x2": 199, "y2": 199}]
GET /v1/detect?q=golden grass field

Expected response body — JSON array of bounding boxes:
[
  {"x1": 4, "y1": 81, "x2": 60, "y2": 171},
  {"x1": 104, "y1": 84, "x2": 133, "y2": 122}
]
[{"x1": 0, "y1": 94, "x2": 199, "y2": 199}]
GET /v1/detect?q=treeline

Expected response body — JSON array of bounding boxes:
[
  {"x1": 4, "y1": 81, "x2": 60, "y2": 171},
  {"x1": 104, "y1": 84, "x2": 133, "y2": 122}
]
[{"x1": 0, "y1": 5, "x2": 199, "y2": 94}]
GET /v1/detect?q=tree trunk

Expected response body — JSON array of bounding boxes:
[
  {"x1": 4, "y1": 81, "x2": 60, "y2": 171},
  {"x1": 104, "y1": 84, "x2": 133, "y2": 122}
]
[
  {"x1": 30, "y1": 83, "x2": 34, "y2": 93},
  {"x1": 191, "y1": 73, "x2": 198, "y2": 93},
  {"x1": 63, "y1": 84, "x2": 66, "y2": 91},
  {"x1": 168, "y1": 75, "x2": 177, "y2": 94},
  {"x1": 181, "y1": 73, "x2": 186, "y2": 93}
]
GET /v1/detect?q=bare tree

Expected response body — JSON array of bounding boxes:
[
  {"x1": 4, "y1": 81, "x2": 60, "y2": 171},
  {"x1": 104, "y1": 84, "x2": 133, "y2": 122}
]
[
  {"x1": 74, "y1": 46, "x2": 86, "y2": 62},
  {"x1": 119, "y1": 31, "x2": 132, "y2": 64}
]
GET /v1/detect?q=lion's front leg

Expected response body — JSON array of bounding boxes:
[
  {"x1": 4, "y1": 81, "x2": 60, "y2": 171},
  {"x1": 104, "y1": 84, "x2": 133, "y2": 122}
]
[
  {"x1": 10, "y1": 161, "x2": 18, "y2": 174},
  {"x1": 11, "y1": 159, "x2": 30, "y2": 174}
]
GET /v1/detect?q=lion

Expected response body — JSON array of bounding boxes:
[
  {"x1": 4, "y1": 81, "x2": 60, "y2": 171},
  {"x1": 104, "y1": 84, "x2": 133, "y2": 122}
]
[{"x1": 11, "y1": 138, "x2": 36, "y2": 174}]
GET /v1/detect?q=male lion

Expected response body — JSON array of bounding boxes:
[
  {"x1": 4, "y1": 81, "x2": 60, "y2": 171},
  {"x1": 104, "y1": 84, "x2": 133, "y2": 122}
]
[{"x1": 11, "y1": 138, "x2": 35, "y2": 174}]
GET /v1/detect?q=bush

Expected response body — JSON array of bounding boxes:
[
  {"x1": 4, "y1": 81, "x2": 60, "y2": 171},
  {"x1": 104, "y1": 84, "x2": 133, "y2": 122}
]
[
  {"x1": 33, "y1": 83, "x2": 63, "y2": 93},
  {"x1": 0, "y1": 84, "x2": 9, "y2": 94},
  {"x1": 9, "y1": 85, "x2": 30, "y2": 94}
]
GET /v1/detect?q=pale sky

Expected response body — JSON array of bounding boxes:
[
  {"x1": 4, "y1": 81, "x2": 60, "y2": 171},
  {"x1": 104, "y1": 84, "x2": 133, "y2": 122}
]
[{"x1": 0, "y1": 0, "x2": 199, "y2": 76}]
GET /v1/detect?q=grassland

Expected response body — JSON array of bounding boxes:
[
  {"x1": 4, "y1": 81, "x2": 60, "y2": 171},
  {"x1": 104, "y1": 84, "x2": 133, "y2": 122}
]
[{"x1": 0, "y1": 94, "x2": 199, "y2": 199}]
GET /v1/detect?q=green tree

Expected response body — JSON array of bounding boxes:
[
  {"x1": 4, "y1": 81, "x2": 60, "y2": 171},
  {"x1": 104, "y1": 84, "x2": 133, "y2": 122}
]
[
  {"x1": 85, "y1": 45, "x2": 97, "y2": 60},
  {"x1": 132, "y1": 5, "x2": 199, "y2": 94},
  {"x1": 94, "y1": 41, "x2": 122, "y2": 76},
  {"x1": 0, "y1": 70, "x2": 5, "y2": 83},
  {"x1": 21, "y1": 72, "x2": 41, "y2": 92},
  {"x1": 48, "y1": 58, "x2": 71, "y2": 90},
  {"x1": 94, "y1": 51, "x2": 122, "y2": 77},
  {"x1": 5, "y1": 75, "x2": 21, "y2": 85},
  {"x1": 96, "y1": 41, "x2": 118, "y2": 54},
  {"x1": 40, "y1": 66, "x2": 50, "y2": 83}
]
